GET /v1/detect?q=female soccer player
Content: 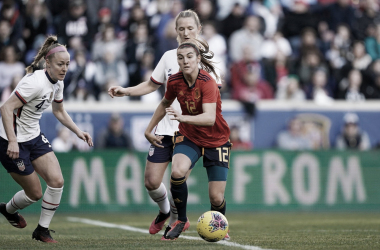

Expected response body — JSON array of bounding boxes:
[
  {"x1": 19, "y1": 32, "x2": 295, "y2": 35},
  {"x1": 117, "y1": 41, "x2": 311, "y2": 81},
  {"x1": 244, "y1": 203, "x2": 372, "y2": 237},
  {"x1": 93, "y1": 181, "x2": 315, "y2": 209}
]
[
  {"x1": 108, "y1": 10, "x2": 225, "y2": 240},
  {"x1": 144, "y1": 39, "x2": 231, "y2": 240},
  {"x1": 0, "y1": 35, "x2": 93, "y2": 243}
]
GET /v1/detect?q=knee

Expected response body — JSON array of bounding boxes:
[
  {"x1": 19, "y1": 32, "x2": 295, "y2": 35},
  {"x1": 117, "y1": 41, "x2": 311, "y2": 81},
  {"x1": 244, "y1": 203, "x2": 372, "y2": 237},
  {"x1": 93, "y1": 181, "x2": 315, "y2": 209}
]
[
  {"x1": 171, "y1": 167, "x2": 185, "y2": 179},
  {"x1": 27, "y1": 189, "x2": 43, "y2": 201},
  {"x1": 209, "y1": 194, "x2": 224, "y2": 206},
  {"x1": 49, "y1": 178, "x2": 64, "y2": 189},
  {"x1": 144, "y1": 178, "x2": 160, "y2": 191}
]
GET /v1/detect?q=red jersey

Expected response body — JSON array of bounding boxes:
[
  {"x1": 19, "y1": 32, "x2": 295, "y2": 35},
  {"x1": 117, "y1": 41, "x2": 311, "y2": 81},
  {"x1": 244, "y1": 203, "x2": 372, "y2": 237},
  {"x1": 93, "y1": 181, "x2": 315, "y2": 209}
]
[{"x1": 165, "y1": 69, "x2": 230, "y2": 148}]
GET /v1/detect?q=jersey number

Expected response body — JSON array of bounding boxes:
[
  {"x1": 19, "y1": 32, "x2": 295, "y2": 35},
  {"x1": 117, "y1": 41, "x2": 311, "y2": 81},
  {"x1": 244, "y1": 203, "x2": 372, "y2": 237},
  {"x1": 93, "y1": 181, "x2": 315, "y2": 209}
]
[
  {"x1": 41, "y1": 134, "x2": 52, "y2": 147},
  {"x1": 185, "y1": 101, "x2": 198, "y2": 115},
  {"x1": 216, "y1": 147, "x2": 229, "y2": 163},
  {"x1": 35, "y1": 100, "x2": 45, "y2": 111}
]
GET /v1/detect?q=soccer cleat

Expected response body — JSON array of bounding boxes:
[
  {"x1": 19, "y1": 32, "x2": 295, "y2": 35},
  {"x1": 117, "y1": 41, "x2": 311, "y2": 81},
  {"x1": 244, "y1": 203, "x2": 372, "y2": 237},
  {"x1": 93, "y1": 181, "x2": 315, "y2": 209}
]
[
  {"x1": 223, "y1": 232, "x2": 230, "y2": 241},
  {"x1": 32, "y1": 226, "x2": 58, "y2": 243},
  {"x1": 161, "y1": 219, "x2": 190, "y2": 240},
  {"x1": 0, "y1": 202, "x2": 27, "y2": 228},
  {"x1": 149, "y1": 211, "x2": 170, "y2": 234},
  {"x1": 161, "y1": 225, "x2": 172, "y2": 241},
  {"x1": 165, "y1": 219, "x2": 188, "y2": 240}
]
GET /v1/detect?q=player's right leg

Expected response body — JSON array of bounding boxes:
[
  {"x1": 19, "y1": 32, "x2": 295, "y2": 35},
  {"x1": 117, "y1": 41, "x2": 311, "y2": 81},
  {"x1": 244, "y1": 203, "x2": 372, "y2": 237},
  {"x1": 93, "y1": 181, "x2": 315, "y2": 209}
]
[{"x1": 0, "y1": 137, "x2": 41, "y2": 229}]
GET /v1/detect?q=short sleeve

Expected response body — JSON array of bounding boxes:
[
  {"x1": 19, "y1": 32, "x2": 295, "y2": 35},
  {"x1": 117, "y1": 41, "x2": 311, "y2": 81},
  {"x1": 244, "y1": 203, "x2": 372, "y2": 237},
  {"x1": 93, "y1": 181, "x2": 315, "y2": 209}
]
[
  {"x1": 164, "y1": 78, "x2": 176, "y2": 101},
  {"x1": 150, "y1": 52, "x2": 167, "y2": 85},
  {"x1": 54, "y1": 82, "x2": 64, "y2": 103},
  {"x1": 202, "y1": 78, "x2": 218, "y2": 103},
  {"x1": 14, "y1": 79, "x2": 40, "y2": 104}
]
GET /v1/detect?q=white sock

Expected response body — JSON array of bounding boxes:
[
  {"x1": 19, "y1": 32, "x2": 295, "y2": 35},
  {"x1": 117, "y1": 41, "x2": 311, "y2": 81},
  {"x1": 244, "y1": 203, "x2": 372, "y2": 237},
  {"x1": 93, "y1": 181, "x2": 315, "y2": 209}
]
[
  {"x1": 39, "y1": 185, "x2": 63, "y2": 228},
  {"x1": 168, "y1": 196, "x2": 178, "y2": 225},
  {"x1": 147, "y1": 183, "x2": 170, "y2": 214},
  {"x1": 6, "y1": 190, "x2": 36, "y2": 214}
]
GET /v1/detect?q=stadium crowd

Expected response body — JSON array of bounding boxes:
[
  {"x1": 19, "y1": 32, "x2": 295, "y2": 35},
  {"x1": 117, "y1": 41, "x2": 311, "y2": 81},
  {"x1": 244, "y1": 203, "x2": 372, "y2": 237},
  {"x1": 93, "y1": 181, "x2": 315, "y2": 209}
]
[{"x1": 1, "y1": 0, "x2": 380, "y2": 106}]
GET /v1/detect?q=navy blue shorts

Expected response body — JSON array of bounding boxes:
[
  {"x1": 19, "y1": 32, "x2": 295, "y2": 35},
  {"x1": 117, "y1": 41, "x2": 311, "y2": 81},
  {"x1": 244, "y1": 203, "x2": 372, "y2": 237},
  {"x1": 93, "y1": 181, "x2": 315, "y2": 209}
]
[
  {"x1": 146, "y1": 135, "x2": 174, "y2": 163},
  {"x1": 0, "y1": 133, "x2": 53, "y2": 175},
  {"x1": 173, "y1": 132, "x2": 231, "y2": 181}
]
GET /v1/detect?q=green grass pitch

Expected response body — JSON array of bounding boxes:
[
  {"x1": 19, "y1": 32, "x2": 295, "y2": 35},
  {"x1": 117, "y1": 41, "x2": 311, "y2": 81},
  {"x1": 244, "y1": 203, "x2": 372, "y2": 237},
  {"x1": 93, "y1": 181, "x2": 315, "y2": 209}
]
[{"x1": 0, "y1": 212, "x2": 379, "y2": 250}]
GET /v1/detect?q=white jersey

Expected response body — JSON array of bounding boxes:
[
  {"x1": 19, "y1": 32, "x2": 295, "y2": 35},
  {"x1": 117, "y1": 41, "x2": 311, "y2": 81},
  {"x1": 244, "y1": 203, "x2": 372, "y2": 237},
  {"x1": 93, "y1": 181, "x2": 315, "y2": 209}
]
[
  {"x1": 150, "y1": 49, "x2": 222, "y2": 136},
  {"x1": 0, "y1": 70, "x2": 64, "y2": 142}
]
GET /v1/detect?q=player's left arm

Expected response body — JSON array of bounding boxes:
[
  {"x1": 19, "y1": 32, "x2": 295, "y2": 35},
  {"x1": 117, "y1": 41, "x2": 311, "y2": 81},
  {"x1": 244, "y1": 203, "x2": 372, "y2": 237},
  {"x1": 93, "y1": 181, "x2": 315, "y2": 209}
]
[{"x1": 52, "y1": 102, "x2": 93, "y2": 147}]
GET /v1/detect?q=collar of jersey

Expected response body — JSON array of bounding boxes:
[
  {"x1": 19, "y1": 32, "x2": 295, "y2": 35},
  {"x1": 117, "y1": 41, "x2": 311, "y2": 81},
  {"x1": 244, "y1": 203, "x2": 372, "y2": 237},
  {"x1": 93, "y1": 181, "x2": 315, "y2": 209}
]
[
  {"x1": 183, "y1": 69, "x2": 200, "y2": 89},
  {"x1": 45, "y1": 70, "x2": 58, "y2": 84}
]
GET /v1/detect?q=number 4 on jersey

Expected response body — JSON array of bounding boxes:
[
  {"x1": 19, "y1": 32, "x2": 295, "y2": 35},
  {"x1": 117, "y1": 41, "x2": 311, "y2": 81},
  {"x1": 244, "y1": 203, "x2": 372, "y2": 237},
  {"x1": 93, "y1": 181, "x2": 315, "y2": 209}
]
[{"x1": 35, "y1": 100, "x2": 45, "y2": 111}]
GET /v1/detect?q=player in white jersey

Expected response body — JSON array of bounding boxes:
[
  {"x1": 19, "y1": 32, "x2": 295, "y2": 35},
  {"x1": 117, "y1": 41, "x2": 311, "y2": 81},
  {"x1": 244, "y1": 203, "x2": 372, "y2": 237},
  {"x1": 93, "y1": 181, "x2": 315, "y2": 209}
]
[
  {"x1": 108, "y1": 10, "x2": 229, "y2": 241},
  {"x1": 0, "y1": 35, "x2": 93, "y2": 243}
]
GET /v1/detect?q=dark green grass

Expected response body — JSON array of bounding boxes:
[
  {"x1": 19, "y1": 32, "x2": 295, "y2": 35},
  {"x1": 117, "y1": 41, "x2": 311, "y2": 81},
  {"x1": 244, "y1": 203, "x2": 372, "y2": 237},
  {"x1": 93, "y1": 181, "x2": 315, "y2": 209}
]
[{"x1": 0, "y1": 212, "x2": 379, "y2": 250}]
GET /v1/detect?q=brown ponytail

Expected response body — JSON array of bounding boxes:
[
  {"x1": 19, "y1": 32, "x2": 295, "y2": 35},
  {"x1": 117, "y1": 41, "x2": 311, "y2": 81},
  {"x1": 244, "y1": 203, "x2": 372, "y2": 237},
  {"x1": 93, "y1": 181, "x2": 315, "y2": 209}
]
[
  {"x1": 25, "y1": 35, "x2": 65, "y2": 74},
  {"x1": 178, "y1": 38, "x2": 220, "y2": 83}
]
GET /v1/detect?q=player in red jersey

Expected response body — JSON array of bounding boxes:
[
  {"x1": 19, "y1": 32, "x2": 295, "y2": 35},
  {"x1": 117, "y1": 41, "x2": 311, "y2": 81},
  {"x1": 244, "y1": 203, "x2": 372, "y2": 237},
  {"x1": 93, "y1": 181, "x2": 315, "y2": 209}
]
[{"x1": 145, "y1": 39, "x2": 231, "y2": 240}]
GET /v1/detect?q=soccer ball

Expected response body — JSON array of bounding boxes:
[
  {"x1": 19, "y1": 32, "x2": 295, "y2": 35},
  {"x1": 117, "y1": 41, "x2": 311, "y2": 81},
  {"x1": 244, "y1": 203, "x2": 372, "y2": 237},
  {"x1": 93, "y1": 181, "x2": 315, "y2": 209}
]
[{"x1": 197, "y1": 211, "x2": 229, "y2": 242}]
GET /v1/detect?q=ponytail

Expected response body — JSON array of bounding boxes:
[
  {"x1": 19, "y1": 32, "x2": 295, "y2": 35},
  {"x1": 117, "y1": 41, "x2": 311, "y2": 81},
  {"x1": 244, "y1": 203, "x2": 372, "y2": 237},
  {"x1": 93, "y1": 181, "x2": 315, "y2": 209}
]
[{"x1": 25, "y1": 35, "x2": 64, "y2": 74}]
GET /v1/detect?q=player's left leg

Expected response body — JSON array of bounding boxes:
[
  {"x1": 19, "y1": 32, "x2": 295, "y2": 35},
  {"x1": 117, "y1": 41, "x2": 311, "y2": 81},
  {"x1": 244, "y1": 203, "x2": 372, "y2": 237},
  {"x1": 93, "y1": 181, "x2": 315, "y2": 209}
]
[{"x1": 31, "y1": 151, "x2": 63, "y2": 243}]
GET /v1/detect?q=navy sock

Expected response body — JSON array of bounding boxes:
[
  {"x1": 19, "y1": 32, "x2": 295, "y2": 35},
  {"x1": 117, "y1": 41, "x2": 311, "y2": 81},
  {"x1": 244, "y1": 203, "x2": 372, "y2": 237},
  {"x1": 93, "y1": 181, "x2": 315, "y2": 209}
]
[
  {"x1": 211, "y1": 198, "x2": 226, "y2": 215},
  {"x1": 170, "y1": 176, "x2": 187, "y2": 222}
]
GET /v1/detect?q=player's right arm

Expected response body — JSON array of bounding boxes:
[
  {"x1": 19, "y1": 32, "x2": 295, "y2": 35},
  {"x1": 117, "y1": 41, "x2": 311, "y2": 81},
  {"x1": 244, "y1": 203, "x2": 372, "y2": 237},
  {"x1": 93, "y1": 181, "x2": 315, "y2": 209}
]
[
  {"x1": 108, "y1": 79, "x2": 160, "y2": 98},
  {"x1": 144, "y1": 97, "x2": 174, "y2": 148},
  {"x1": 0, "y1": 94, "x2": 24, "y2": 159}
]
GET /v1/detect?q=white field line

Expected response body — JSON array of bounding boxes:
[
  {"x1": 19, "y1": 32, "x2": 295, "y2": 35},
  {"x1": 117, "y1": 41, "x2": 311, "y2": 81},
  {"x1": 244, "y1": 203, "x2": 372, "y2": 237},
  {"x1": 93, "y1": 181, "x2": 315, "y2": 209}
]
[{"x1": 67, "y1": 217, "x2": 276, "y2": 250}]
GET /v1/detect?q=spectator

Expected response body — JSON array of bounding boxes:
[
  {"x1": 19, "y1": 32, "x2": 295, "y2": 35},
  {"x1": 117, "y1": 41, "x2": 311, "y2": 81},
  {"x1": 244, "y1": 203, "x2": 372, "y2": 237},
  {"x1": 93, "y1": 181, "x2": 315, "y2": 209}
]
[
  {"x1": 363, "y1": 59, "x2": 380, "y2": 99},
  {"x1": 94, "y1": 45, "x2": 129, "y2": 100},
  {"x1": 229, "y1": 15, "x2": 264, "y2": 62},
  {"x1": 220, "y1": 2, "x2": 246, "y2": 41},
  {"x1": 96, "y1": 113, "x2": 134, "y2": 150},
  {"x1": 92, "y1": 23, "x2": 125, "y2": 61},
  {"x1": 277, "y1": 117, "x2": 313, "y2": 150},
  {"x1": 65, "y1": 49, "x2": 96, "y2": 101},
  {"x1": 306, "y1": 68, "x2": 333, "y2": 103},
  {"x1": 85, "y1": 0, "x2": 119, "y2": 27},
  {"x1": 22, "y1": 1, "x2": 48, "y2": 52},
  {"x1": 195, "y1": 0, "x2": 217, "y2": 23},
  {"x1": 51, "y1": 127, "x2": 74, "y2": 152},
  {"x1": 201, "y1": 21, "x2": 227, "y2": 82},
  {"x1": 338, "y1": 69, "x2": 366, "y2": 102},
  {"x1": 326, "y1": 24, "x2": 351, "y2": 74},
  {"x1": 365, "y1": 23, "x2": 380, "y2": 60},
  {"x1": 0, "y1": 0, "x2": 24, "y2": 42},
  {"x1": 0, "y1": 45, "x2": 25, "y2": 95},
  {"x1": 324, "y1": 0, "x2": 355, "y2": 32},
  {"x1": 55, "y1": 0, "x2": 95, "y2": 50},
  {"x1": 276, "y1": 75, "x2": 306, "y2": 101},
  {"x1": 353, "y1": 0, "x2": 380, "y2": 41},
  {"x1": 230, "y1": 47, "x2": 273, "y2": 116},
  {"x1": 230, "y1": 125, "x2": 253, "y2": 150},
  {"x1": 335, "y1": 113, "x2": 370, "y2": 150},
  {"x1": 0, "y1": 73, "x2": 22, "y2": 102},
  {"x1": 295, "y1": 49, "x2": 327, "y2": 86}
]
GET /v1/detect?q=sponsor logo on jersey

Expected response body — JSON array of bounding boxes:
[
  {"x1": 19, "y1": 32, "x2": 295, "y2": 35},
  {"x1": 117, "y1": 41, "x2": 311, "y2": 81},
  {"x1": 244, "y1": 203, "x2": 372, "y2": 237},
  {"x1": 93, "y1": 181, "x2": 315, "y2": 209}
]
[
  {"x1": 16, "y1": 160, "x2": 25, "y2": 171},
  {"x1": 149, "y1": 146, "x2": 155, "y2": 156}
]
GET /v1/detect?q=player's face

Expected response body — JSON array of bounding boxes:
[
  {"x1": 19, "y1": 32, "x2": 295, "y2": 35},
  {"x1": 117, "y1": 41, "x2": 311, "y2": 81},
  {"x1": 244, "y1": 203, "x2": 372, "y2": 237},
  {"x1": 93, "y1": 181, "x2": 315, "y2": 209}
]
[
  {"x1": 177, "y1": 47, "x2": 201, "y2": 76},
  {"x1": 46, "y1": 52, "x2": 70, "y2": 82},
  {"x1": 176, "y1": 17, "x2": 201, "y2": 43}
]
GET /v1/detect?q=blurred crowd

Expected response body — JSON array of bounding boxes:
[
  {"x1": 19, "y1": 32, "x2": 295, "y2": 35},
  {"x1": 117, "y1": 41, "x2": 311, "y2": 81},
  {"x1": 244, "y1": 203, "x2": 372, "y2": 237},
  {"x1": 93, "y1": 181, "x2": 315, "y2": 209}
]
[{"x1": 1, "y1": 0, "x2": 380, "y2": 108}]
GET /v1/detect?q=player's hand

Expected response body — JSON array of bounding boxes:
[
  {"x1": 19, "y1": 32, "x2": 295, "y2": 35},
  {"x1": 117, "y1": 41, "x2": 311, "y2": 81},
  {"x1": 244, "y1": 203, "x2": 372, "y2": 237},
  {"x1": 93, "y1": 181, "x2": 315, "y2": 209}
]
[
  {"x1": 145, "y1": 132, "x2": 164, "y2": 148},
  {"x1": 108, "y1": 86, "x2": 126, "y2": 98},
  {"x1": 77, "y1": 131, "x2": 93, "y2": 147},
  {"x1": 166, "y1": 107, "x2": 184, "y2": 122},
  {"x1": 7, "y1": 141, "x2": 19, "y2": 159}
]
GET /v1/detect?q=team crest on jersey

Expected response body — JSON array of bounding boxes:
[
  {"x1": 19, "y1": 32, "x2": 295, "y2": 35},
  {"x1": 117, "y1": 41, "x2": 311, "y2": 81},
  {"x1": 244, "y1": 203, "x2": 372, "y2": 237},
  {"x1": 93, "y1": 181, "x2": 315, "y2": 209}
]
[
  {"x1": 16, "y1": 160, "x2": 25, "y2": 171},
  {"x1": 149, "y1": 146, "x2": 155, "y2": 156},
  {"x1": 194, "y1": 88, "x2": 200, "y2": 100},
  {"x1": 179, "y1": 91, "x2": 184, "y2": 96}
]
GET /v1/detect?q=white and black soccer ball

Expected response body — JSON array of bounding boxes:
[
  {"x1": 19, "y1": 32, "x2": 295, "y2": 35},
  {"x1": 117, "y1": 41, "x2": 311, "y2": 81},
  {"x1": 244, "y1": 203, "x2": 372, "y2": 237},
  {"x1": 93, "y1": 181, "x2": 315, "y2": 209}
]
[{"x1": 196, "y1": 211, "x2": 228, "y2": 242}]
